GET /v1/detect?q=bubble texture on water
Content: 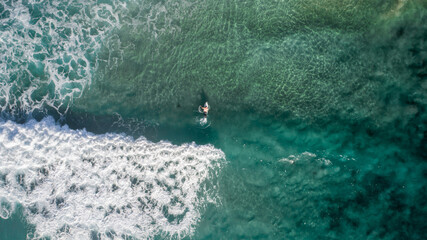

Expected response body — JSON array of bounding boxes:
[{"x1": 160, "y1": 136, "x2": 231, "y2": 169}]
[
  {"x1": 0, "y1": 0, "x2": 125, "y2": 117},
  {"x1": 0, "y1": 117, "x2": 224, "y2": 239}
]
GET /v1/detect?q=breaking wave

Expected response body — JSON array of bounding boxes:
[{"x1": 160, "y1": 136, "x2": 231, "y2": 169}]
[{"x1": 0, "y1": 117, "x2": 225, "y2": 239}]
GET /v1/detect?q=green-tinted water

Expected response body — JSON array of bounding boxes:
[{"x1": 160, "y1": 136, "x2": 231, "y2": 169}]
[
  {"x1": 0, "y1": 0, "x2": 426, "y2": 239},
  {"x1": 60, "y1": 107, "x2": 425, "y2": 239}
]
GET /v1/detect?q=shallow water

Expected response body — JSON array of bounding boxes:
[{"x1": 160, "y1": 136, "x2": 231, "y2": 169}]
[{"x1": 1, "y1": 0, "x2": 426, "y2": 239}]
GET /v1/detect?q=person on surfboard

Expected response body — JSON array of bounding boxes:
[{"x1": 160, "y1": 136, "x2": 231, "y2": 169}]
[{"x1": 199, "y1": 102, "x2": 210, "y2": 116}]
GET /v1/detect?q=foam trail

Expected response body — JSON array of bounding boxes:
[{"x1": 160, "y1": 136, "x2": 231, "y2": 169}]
[{"x1": 0, "y1": 117, "x2": 225, "y2": 239}]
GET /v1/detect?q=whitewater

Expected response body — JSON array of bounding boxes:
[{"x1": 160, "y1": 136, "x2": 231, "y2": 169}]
[{"x1": 0, "y1": 117, "x2": 224, "y2": 239}]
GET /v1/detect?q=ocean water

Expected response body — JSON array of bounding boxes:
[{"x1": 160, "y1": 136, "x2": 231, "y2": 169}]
[{"x1": 0, "y1": 0, "x2": 426, "y2": 239}]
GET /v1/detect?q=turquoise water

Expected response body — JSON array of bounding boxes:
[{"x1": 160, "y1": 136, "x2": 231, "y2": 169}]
[{"x1": 1, "y1": 0, "x2": 426, "y2": 239}]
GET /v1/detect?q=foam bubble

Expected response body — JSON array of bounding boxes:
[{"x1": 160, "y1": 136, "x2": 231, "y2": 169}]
[{"x1": 0, "y1": 117, "x2": 225, "y2": 239}]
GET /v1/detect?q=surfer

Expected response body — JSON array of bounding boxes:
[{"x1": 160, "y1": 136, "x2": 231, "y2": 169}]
[
  {"x1": 196, "y1": 102, "x2": 211, "y2": 128},
  {"x1": 199, "y1": 102, "x2": 210, "y2": 116}
]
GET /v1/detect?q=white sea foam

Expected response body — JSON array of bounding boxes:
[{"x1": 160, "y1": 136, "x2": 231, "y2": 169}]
[
  {"x1": 279, "y1": 152, "x2": 332, "y2": 166},
  {"x1": 0, "y1": 0, "x2": 126, "y2": 114},
  {"x1": 0, "y1": 117, "x2": 225, "y2": 239}
]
